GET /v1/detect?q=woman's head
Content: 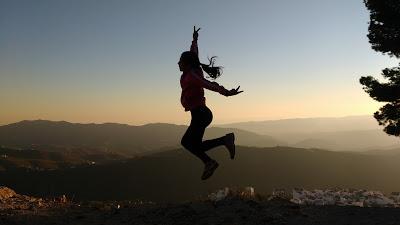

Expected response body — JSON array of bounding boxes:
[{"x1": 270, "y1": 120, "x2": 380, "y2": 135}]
[
  {"x1": 178, "y1": 51, "x2": 200, "y2": 72},
  {"x1": 178, "y1": 51, "x2": 223, "y2": 79}
]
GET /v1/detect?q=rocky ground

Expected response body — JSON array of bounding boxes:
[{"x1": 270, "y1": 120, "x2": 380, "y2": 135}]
[{"x1": 2, "y1": 187, "x2": 400, "y2": 225}]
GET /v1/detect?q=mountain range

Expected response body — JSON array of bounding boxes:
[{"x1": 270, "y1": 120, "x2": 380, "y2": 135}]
[
  {"x1": 1, "y1": 116, "x2": 398, "y2": 155},
  {"x1": 0, "y1": 120, "x2": 282, "y2": 155},
  {"x1": 218, "y1": 116, "x2": 400, "y2": 151}
]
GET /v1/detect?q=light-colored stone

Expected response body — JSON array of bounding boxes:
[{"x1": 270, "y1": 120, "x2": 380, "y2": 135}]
[{"x1": 0, "y1": 186, "x2": 16, "y2": 200}]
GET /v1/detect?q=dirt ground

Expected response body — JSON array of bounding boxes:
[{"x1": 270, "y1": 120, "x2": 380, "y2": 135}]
[{"x1": 2, "y1": 192, "x2": 400, "y2": 225}]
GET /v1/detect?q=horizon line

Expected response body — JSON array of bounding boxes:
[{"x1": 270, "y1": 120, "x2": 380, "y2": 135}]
[{"x1": 0, "y1": 114, "x2": 375, "y2": 127}]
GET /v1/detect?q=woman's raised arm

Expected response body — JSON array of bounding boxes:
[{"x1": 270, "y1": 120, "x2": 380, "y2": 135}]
[{"x1": 190, "y1": 26, "x2": 201, "y2": 56}]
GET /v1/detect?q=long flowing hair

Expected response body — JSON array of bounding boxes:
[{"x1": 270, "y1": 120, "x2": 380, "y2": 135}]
[{"x1": 180, "y1": 51, "x2": 223, "y2": 79}]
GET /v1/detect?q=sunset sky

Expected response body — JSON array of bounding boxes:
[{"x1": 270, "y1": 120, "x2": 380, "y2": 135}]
[{"x1": 1, "y1": 0, "x2": 398, "y2": 125}]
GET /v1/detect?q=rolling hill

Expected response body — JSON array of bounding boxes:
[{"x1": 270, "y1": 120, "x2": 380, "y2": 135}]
[
  {"x1": 218, "y1": 116, "x2": 400, "y2": 151},
  {"x1": 2, "y1": 146, "x2": 400, "y2": 202},
  {"x1": 0, "y1": 120, "x2": 284, "y2": 156},
  {"x1": 218, "y1": 115, "x2": 380, "y2": 134}
]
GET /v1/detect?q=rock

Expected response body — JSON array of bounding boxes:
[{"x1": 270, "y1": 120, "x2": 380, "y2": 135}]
[
  {"x1": 241, "y1": 186, "x2": 255, "y2": 198},
  {"x1": 208, "y1": 187, "x2": 230, "y2": 201},
  {"x1": 208, "y1": 187, "x2": 257, "y2": 202},
  {"x1": 0, "y1": 186, "x2": 16, "y2": 200},
  {"x1": 62, "y1": 195, "x2": 68, "y2": 203}
]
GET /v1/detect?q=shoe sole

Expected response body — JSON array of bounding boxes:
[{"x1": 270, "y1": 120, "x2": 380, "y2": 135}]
[{"x1": 201, "y1": 162, "x2": 219, "y2": 180}]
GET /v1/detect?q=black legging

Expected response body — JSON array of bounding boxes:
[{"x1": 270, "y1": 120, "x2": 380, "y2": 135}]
[{"x1": 181, "y1": 105, "x2": 225, "y2": 164}]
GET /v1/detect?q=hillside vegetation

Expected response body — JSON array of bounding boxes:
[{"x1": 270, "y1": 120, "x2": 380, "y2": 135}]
[
  {"x1": 2, "y1": 146, "x2": 400, "y2": 202},
  {"x1": 0, "y1": 147, "x2": 125, "y2": 171}
]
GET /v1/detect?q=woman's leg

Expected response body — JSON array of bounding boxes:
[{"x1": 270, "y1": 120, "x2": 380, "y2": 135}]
[
  {"x1": 201, "y1": 136, "x2": 225, "y2": 152},
  {"x1": 199, "y1": 106, "x2": 225, "y2": 152},
  {"x1": 181, "y1": 106, "x2": 225, "y2": 163},
  {"x1": 181, "y1": 124, "x2": 212, "y2": 163}
]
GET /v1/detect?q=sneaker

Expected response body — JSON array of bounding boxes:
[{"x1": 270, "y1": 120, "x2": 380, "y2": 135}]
[
  {"x1": 224, "y1": 133, "x2": 235, "y2": 159},
  {"x1": 201, "y1": 160, "x2": 219, "y2": 180}
]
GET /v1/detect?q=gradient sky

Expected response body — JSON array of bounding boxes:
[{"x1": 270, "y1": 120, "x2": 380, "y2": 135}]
[{"x1": 1, "y1": 0, "x2": 398, "y2": 125}]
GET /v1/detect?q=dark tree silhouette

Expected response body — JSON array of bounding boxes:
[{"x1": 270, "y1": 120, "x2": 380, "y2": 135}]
[{"x1": 360, "y1": 0, "x2": 400, "y2": 136}]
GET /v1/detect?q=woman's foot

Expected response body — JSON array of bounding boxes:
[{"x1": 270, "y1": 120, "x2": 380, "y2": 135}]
[
  {"x1": 201, "y1": 159, "x2": 219, "y2": 180},
  {"x1": 224, "y1": 133, "x2": 235, "y2": 159}
]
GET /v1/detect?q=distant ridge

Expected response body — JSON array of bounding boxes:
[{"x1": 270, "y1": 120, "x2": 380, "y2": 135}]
[
  {"x1": 217, "y1": 115, "x2": 400, "y2": 151},
  {"x1": 0, "y1": 120, "x2": 284, "y2": 155},
  {"x1": 217, "y1": 115, "x2": 379, "y2": 134}
]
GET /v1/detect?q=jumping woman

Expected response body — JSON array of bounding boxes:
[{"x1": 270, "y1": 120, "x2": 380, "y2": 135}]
[{"x1": 179, "y1": 26, "x2": 243, "y2": 180}]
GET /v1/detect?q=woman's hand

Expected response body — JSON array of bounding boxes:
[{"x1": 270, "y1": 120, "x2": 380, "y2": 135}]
[
  {"x1": 193, "y1": 26, "x2": 201, "y2": 40},
  {"x1": 222, "y1": 86, "x2": 244, "y2": 96}
]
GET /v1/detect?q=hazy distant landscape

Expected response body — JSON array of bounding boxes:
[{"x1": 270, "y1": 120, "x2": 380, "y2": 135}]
[
  {"x1": 219, "y1": 116, "x2": 400, "y2": 151},
  {"x1": 1, "y1": 116, "x2": 398, "y2": 157},
  {"x1": 0, "y1": 120, "x2": 282, "y2": 156},
  {"x1": 0, "y1": 116, "x2": 399, "y2": 203}
]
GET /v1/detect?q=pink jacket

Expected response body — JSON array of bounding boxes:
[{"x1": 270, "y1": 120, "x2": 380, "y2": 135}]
[{"x1": 180, "y1": 40, "x2": 224, "y2": 111}]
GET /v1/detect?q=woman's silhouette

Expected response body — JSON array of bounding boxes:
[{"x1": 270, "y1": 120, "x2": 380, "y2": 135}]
[{"x1": 179, "y1": 26, "x2": 243, "y2": 180}]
